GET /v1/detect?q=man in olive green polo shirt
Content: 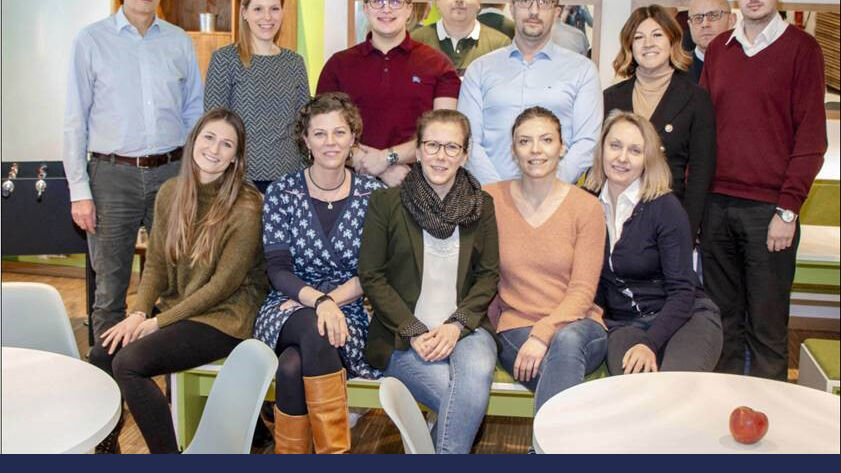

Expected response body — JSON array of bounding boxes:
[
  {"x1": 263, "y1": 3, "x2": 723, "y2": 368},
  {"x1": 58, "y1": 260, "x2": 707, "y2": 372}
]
[{"x1": 411, "y1": 0, "x2": 510, "y2": 76}]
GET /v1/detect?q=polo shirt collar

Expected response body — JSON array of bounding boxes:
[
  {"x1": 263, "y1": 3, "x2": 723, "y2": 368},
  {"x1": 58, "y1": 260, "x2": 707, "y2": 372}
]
[
  {"x1": 507, "y1": 38, "x2": 559, "y2": 62},
  {"x1": 114, "y1": 7, "x2": 161, "y2": 35},
  {"x1": 360, "y1": 31, "x2": 415, "y2": 56},
  {"x1": 436, "y1": 20, "x2": 481, "y2": 42},
  {"x1": 726, "y1": 13, "x2": 788, "y2": 51}
]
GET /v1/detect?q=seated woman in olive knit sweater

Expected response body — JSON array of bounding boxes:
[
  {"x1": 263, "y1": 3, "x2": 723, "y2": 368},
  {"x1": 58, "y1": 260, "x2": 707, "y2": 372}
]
[
  {"x1": 583, "y1": 110, "x2": 722, "y2": 375},
  {"x1": 485, "y1": 107, "x2": 607, "y2": 415},
  {"x1": 101, "y1": 109, "x2": 267, "y2": 454}
]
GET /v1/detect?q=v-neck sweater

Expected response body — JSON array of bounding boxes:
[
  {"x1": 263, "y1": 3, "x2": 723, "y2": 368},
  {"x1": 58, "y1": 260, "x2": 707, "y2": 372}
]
[
  {"x1": 130, "y1": 177, "x2": 267, "y2": 339},
  {"x1": 484, "y1": 181, "x2": 606, "y2": 345}
]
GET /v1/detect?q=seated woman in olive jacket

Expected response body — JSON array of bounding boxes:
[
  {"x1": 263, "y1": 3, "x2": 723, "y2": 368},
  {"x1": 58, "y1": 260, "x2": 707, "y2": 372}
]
[
  {"x1": 603, "y1": 4, "x2": 716, "y2": 239},
  {"x1": 359, "y1": 109, "x2": 499, "y2": 455}
]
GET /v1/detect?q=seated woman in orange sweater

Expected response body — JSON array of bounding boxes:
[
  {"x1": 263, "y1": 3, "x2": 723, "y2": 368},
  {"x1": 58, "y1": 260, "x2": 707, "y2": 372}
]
[{"x1": 485, "y1": 107, "x2": 607, "y2": 414}]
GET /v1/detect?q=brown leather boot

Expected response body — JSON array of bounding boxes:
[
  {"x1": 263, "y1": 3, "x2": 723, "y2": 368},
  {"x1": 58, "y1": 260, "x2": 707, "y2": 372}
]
[
  {"x1": 273, "y1": 405, "x2": 313, "y2": 454},
  {"x1": 303, "y1": 369, "x2": 350, "y2": 454}
]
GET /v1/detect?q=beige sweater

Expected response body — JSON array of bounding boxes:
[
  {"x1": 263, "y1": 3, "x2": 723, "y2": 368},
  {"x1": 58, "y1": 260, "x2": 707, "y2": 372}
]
[
  {"x1": 129, "y1": 177, "x2": 267, "y2": 340},
  {"x1": 485, "y1": 181, "x2": 606, "y2": 345}
]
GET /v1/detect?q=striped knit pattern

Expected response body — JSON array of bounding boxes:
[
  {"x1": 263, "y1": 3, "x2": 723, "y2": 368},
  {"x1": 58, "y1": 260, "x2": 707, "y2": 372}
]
[{"x1": 204, "y1": 44, "x2": 311, "y2": 182}]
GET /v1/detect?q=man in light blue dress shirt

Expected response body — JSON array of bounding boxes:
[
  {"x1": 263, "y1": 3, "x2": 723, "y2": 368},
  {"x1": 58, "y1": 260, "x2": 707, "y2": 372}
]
[
  {"x1": 458, "y1": 0, "x2": 602, "y2": 184},
  {"x1": 61, "y1": 0, "x2": 202, "y2": 453}
]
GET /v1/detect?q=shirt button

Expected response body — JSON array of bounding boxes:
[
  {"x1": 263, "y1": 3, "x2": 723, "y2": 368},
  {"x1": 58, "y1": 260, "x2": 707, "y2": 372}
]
[{"x1": 384, "y1": 68, "x2": 389, "y2": 72}]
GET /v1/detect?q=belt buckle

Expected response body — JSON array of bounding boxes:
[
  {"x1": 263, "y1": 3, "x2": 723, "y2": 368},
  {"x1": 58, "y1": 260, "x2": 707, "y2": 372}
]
[{"x1": 136, "y1": 155, "x2": 151, "y2": 169}]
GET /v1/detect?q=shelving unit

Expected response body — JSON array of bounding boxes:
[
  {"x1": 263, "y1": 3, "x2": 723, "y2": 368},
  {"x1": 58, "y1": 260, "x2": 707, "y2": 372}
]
[{"x1": 110, "y1": 0, "x2": 298, "y2": 79}]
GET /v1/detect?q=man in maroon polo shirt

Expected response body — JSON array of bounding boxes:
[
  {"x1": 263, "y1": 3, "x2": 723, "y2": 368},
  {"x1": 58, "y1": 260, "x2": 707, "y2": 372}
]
[
  {"x1": 700, "y1": 0, "x2": 826, "y2": 380},
  {"x1": 317, "y1": 0, "x2": 461, "y2": 187}
]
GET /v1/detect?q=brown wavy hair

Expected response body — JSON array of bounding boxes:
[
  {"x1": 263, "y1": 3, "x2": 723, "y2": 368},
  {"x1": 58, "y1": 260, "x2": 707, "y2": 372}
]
[
  {"x1": 164, "y1": 109, "x2": 262, "y2": 267},
  {"x1": 612, "y1": 4, "x2": 692, "y2": 78},
  {"x1": 237, "y1": 0, "x2": 286, "y2": 68},
  {"x1": 583, "y1": 109, "x2": 672, "y2": 202},
  {"x1": 293, "y1": 93, "x2": 364, "y2": 162}
]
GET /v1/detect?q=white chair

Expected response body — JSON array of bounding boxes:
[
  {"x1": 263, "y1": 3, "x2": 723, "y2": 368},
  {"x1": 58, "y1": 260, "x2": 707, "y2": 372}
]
[
  {"x1": 183, "y1": 339, "x2": 278, "y2": 454},
  {"x1": 1, "y1": 282, "x2": 79, "y2": 359},
  {"x1": 378, "y1": 377, "x2": 435, "y2": 454}
]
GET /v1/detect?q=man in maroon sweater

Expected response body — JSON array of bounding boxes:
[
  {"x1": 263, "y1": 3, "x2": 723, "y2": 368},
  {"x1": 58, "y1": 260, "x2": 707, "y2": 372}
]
[{"x1": 700, "y1": 0, "x2": 826, "y2": 380}]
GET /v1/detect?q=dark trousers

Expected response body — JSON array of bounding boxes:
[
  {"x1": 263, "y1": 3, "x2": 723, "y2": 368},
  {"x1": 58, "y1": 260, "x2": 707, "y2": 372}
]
[
  {"x1": 700, "y1": 194, "x2": 799, "y2": 380},
  {"x1": 112, "y1": 320, "x2": 240, "y2": 453},
  {"x1": 605, "y1": 296, "x2": 723, "y2": 375},
  {"x1": 87, "y1": 159, "x2": 180, "y2": 377}
]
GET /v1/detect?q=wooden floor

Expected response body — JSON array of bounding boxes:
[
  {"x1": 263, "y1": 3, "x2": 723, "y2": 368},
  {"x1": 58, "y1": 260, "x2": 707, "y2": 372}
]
[{"x1": 2, "y1": 267, "x2": 837, "y2": 454}]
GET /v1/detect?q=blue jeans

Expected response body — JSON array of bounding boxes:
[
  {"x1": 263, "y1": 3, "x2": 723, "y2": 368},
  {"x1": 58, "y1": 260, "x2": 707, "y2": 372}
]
[
  {"x1": 498, "y1": 319, "x2": 607, "y2": 413},
  {"x1": 384, "y1": 328, "x2": 497, "y2": 454}
]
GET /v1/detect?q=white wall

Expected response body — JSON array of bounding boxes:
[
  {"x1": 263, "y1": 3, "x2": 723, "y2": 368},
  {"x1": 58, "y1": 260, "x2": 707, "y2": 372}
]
[{"x1": 1, "y1": 0, "x2": 110, "y2": 163}]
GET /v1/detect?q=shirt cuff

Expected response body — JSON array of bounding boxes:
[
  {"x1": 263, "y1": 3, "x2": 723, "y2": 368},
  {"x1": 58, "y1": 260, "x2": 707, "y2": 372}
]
[
  {"x1": 68, "y1": 181, "x2": 92, "y2": 202},
  {"x1": 445, "y1": 309, "x2": 471, "y2": 329},
  {"x1": 399, "y1": 319, "x2": 430, "y2": 339}
]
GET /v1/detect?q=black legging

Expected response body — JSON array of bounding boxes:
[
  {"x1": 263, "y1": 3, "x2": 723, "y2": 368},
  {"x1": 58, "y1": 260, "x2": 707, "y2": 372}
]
[
  {"x1": 112, "y1": 320, "x2": 240, "y2": 453},
  {"x1": 274, "y1": 308, "x2": 343, "y2": 415}
]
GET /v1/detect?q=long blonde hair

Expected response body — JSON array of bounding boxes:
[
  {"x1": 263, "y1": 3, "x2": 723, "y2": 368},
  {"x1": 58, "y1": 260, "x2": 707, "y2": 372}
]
[
  {"x1": 236, "y1": 0, "x2": 285, "y2": 68},
  {"x1": 164, "y1": 109, "x2": 261, "y2": 267},
  {"x1": 583, "y1": 110, "x2": 672, "y2": 202},
  {"x1": 612, "y1": 4, "x2": 692, "y2": 78}
]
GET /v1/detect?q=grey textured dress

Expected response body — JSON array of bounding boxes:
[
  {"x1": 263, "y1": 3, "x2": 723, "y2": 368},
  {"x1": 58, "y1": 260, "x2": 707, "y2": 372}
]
[{"x1": 204, "y1": 44, "x2": 310, "y2": 182}]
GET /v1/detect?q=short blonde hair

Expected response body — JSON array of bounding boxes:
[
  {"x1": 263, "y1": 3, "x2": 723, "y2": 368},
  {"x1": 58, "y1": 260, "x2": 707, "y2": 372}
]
[
  {"x1": 583, "y1": 110, "x2": 672, "y2": 202},
  {"x1": 613, "y1": 5, "x2": 692, "y2": 78}
]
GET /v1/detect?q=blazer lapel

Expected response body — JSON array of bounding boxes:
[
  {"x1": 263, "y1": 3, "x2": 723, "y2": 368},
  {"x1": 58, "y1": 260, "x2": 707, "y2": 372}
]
[
  {"x1": 649, "y1": 73, "x2": 692, "y2": 131},
  {"x1": 456, "y1": 224, "x2": 476, "y2": 297},
  {"x1": 401, "y1": 207, "x2": 425, "y2": 279}
]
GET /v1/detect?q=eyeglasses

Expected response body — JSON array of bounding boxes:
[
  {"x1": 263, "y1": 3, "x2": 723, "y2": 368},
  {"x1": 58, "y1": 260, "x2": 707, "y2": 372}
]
[
  {"x1": 688, "y1": 10, "x2": 728, "y2": 25},
  {"x1": 512, "y1": 0, "x2": 559, "y2": 10},
  {"x1": 421, "y1": 140, "x2": 465, "y2": 158},
  {"x1": 365, "y1": 0, "x2": 409, "y2": 10}
]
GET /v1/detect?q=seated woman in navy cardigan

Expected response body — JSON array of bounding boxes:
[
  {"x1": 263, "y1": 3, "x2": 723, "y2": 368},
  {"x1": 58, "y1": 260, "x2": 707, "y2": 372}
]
[{"x1": 584, "y1": 110, "x2": 722, "y2": 375}]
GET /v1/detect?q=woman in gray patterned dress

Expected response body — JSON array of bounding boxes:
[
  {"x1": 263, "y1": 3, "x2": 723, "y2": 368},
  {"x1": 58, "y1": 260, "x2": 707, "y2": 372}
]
[
  {"x1": 204, "y1": 0, "x2": 310, "y2": 193},
  {"x1": 253, "y1": 93, "x2": 384, "y2": 454}
]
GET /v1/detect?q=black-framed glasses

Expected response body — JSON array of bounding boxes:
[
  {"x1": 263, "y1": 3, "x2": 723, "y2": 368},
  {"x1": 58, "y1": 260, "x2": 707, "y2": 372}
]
[
  {"x1": 512, "y1": 0, "x2": 559, "y2": 10},
  {"x1": 688, "y1": 10, "x2": 728, "y2": 25},
  {"x1": 365, "y1": 0, "x2": 410, "y2": 10},
  {"x1": 422, "y1": 140, "x2": 465, "y2": 158}
]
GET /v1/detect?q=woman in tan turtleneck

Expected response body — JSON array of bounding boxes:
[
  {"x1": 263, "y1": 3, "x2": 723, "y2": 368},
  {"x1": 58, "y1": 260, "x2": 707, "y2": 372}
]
[{"x1": 603, "y1": 5, "x2": 716, "y2": 241}]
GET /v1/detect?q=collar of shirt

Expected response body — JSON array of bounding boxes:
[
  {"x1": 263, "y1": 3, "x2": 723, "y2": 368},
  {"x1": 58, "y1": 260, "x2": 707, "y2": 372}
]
[
  {"x1": 114, "y1": 7, "x2": 161, "y2": 36},
  {"x1": 725, "y1": 13, "x2": 788, "y2": 56},
  {"x1": 599, "y1": 178, "x2": 642, "y2": 250},
  {"x1": 507, "y1": 39, "x2": 559, "y2": 63},
  {"x1": 694, "y1": 46, "x2": 705, "y2": 61},
  {"x1": 360, "y1": 31, "x2": 416, "y2": 56},
  {"x1": 436, "y1": 19, "x2": 481, "y2": 42}
]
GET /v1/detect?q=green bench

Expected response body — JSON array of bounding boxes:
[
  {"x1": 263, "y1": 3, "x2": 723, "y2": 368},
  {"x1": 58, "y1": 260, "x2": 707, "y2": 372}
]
[
  {"x1": 798, "y1": 338, "x2": 840, "y2": 395},
  {"x1": 171, "y1": 361, "x2": 609, "y2": 450}
]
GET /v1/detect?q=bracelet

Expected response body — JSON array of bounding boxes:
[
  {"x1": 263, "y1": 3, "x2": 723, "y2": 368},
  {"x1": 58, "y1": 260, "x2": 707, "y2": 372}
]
[{"x1": 314, "y1": 294, "x2": 335, "y2": 310}]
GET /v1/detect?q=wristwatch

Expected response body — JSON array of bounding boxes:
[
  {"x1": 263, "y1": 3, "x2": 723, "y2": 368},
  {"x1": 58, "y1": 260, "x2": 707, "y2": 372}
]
[
  {"x1": 775, "y1": 207, "x2": 797, "y2": 223},
  {"x1": 386, "y1": 148, "x2": 399, "y2": 166},
  {"x1": 314, "y1": 294, "x2": 335, "y2": 310}
]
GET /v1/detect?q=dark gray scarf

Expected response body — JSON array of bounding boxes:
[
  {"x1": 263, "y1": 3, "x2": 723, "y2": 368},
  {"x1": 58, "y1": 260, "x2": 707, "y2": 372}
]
[{"x1": 400, "y1": 165, "x2": 483, "y2": 239}]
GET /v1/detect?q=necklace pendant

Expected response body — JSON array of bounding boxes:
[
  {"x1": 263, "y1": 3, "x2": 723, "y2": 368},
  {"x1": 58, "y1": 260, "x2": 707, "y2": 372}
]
[{"x1": 328, "y1": 201, "x2": 333, "y2": 210}]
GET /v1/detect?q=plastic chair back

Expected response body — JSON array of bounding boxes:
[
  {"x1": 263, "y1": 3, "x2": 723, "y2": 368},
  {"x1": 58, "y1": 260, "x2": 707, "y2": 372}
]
[
  {"x1": 183, "y1": 339, "x2": 278, "y2": 454},
  {"x1": 1, "y1": 282, "x2": 79, "y2": 358},
  {"x1": 378, "y1": 377, "x2": 435, "y2": 454}
]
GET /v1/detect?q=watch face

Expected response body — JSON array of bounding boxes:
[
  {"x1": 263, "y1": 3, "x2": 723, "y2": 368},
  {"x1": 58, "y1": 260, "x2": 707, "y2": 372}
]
[{"x1": 778, "y1": 209, "x2": 795, "y2": 222}]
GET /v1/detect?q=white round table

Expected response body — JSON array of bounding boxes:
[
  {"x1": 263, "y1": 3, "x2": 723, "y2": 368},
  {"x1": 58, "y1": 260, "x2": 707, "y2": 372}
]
[
  {"x1": 533, "y1": 372, "x2": 841, "y2": 454},
  {"x1": 1, "y1": 347, "x2": 121, "y2": 453}
]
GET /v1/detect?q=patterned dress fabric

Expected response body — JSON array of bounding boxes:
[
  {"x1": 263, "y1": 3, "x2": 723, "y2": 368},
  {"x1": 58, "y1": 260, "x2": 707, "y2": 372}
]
[
  {"x1": 253, "y1": 170, "x2": 385, "y2": 379},
  {"x1": 204, "y1": 44, "x2": 310, "y2": 182}
]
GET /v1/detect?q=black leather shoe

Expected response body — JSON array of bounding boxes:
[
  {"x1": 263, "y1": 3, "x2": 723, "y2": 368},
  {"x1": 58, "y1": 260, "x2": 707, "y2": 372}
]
[{"x1": 95, "y1": 411, "x2": 124, "y2": 454}]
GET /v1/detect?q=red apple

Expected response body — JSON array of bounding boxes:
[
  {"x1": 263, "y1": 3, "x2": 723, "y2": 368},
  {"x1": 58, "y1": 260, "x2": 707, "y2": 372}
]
[{"x1": 729, "y1": 406, "x2": 769, "y2": 444}]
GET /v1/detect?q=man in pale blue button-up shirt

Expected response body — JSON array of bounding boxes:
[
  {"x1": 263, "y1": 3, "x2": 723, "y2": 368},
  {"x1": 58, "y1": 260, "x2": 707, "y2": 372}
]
[
  {"x1": 458, "y1": 0, "x2": 602, "y2": 185},
  {"x1": 61, "y1": 0, "x2": 202, "y2": 453}
]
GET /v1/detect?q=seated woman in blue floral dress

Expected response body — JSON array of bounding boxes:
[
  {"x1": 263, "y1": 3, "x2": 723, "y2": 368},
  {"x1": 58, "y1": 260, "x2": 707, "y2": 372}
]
[{"x1": 253, "y1": 93, "x2": 384, "y2": 454}]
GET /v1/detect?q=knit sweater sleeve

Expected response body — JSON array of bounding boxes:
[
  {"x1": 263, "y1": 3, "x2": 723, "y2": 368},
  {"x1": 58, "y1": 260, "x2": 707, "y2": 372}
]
[
  {"x1": 778, "y1": 38, "x2": 827, "y2": 212},
  {"x1": 204, "y1": 46, "x2": 233, "y2": 112},
  {"x1": 155, "y1": 201, "x2": 263, "y2": 328},
  {"x1": 530, "y1": 193, "x2": 605, "y2": 345},
  {"x1": 129, "y1": 179, "x2": 177, "y2": 316}
]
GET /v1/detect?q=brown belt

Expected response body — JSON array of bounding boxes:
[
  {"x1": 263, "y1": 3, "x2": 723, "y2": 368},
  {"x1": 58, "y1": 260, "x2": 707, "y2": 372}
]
[{"x1": 91, "y1": 148, "x2": 182, "y2": 168}]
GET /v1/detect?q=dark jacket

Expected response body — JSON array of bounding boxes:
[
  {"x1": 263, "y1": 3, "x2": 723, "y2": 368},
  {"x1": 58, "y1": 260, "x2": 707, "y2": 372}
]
[
  {"x1": 603, "y1": 71, "x2": 716, "y2": 238},
  {"x1": 477, "y1": 11, "x2": 515, "y2": 39},
  {"x1": 689, "y1": 52, "x2": 703, "y2": 84},
  {"x1": 595, "y1": 193, "x2": 704, "y2": 352},
  {"x1": 358, "y1": 187, "x2": 500, "y2": 370}
]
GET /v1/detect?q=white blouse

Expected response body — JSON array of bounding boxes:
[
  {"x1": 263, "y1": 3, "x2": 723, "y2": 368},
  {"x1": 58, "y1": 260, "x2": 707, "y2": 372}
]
[{"x1": 414, "y1": 228, "x2": 460, "y2": 330}]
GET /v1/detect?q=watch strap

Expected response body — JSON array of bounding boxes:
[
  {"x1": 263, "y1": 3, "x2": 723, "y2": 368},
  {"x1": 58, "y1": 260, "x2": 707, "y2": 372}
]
[{"x1": 314, "y1": 294, "x2": 334, "y2": 310}]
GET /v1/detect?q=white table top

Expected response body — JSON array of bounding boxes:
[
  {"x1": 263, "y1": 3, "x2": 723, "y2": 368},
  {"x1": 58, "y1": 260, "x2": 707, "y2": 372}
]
[
  {"x1": 1, "y1": 347, "x2": 121, "y2": 454},
  {"x1": 533, "y1": 372, "x2": 841, "y2": 454}
]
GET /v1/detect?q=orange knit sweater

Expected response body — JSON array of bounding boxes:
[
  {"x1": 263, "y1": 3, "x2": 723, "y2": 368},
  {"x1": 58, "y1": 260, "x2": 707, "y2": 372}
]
[{"x1": 485, "y1": 181, "x2": 606, "y2": 345}]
